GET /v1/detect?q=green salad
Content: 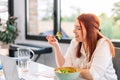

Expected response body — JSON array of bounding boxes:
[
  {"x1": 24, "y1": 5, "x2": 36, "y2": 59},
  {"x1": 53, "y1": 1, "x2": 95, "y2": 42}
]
[
  {"x1": 56, "y1": 32, "x2": 62, "y2": 40},
  {"x1": 57, "y1": 69, "x2": 71, "y2": 73},
  {"x1": 55, "y1": 67, "x2": 79, "y2": 74}
]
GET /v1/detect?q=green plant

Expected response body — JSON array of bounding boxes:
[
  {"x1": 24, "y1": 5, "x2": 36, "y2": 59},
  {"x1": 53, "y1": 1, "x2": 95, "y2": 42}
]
[{"x1": 0, "y1": 17, "x2": 19, "y2": 44}]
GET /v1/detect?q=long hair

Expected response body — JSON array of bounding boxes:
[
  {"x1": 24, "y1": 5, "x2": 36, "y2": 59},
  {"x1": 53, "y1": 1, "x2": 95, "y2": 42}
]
[{"x1": 76, "y1": 13, "x2": 115, "y2": 62}]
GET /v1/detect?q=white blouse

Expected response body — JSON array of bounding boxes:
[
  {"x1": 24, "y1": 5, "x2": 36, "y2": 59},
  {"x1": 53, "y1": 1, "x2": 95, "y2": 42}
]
[{"x1": 63, "y1": 38, "x2": 117, "y2": 80}]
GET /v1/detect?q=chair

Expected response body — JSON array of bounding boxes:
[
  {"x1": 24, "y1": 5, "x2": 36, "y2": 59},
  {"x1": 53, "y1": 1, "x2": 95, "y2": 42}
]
[
  {"x1": 9, "y1": 43, "x2": 52, "y2": 62},
  {"x1": 112, "y1": 47, "x2": 120, "y2": 80}
]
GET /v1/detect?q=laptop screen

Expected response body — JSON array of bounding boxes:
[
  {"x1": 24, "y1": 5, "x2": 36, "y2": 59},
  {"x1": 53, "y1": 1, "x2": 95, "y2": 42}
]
[{"x1": 0, "y1": 55, "x2": 19, "y2": 80}]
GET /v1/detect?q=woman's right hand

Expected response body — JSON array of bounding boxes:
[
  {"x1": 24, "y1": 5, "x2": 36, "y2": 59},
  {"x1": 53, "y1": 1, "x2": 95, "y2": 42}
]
[{"x1": 46, "y1": 35, "x2": 59, "y2": 47}]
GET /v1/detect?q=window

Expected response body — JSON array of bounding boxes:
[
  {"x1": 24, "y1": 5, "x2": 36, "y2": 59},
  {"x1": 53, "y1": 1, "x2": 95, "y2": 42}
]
[
  {"x1": 25, "y1": 0, "x2": 120, "y2": 43},
  {"x1": 25, "y1": 0, "x2": 55, "y2": 41},
  {"x1": 25, "y1": 0, "x2": 71, "y2": 43},
  {"x1": 0, "y1": 0, "x2": 14, "y2": 22}
]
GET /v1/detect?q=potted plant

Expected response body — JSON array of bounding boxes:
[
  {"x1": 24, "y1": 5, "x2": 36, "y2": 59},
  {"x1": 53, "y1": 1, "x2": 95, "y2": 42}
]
[{"x1": 0, "y1": 16, "x2": 19, "y2": 55}]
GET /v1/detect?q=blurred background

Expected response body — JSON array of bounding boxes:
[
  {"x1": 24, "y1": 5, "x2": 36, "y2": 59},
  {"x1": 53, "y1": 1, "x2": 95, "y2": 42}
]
[{"x1": 0, "y1": 0, "x2": 120, "y2": 68}]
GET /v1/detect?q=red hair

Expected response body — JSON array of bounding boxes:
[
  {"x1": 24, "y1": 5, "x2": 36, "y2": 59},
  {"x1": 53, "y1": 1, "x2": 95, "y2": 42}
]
[{"x1": 76, "y1": 13, "x2": 115, "y2": 61}]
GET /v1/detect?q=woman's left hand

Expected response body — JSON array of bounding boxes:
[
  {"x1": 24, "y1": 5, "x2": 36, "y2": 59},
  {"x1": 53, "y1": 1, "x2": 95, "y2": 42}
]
[{"x1": 80, "y1": 68, "x2": 93, "y2": 80}]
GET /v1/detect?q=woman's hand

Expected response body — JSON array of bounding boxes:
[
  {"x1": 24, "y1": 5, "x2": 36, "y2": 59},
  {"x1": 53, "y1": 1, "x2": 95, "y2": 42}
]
[
  {"x1": 80, "y1": 68, "x2": 93, "y2": 80},
  {"x1": 46, "y1": 35, "x2": 65, "y2": 67},
  {"x1": 46, "y1": 35, "x2": 59, "y2": 47}
]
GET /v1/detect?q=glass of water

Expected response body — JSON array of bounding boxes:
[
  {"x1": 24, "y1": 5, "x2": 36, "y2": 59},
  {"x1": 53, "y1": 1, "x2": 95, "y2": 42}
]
[{"x1": 17, "y1": 48, "x2": 34, "y2": 73}]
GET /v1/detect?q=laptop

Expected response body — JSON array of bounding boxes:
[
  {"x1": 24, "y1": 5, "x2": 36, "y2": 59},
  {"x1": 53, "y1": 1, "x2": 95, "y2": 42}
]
[{"x1": 0, "y1": 54, "x2": 19, "y2": 80}]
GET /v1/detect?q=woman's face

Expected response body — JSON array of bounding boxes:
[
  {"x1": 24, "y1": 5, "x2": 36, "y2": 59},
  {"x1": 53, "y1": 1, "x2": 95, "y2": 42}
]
[{"x1": 73, "y1": 19, "x2": 86, "y2": 42}]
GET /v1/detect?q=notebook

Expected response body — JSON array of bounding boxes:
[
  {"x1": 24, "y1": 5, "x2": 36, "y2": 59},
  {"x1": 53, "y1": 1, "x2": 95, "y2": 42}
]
[{"x1": 0, "y1": 54, "x2": 19, "y2": 80}]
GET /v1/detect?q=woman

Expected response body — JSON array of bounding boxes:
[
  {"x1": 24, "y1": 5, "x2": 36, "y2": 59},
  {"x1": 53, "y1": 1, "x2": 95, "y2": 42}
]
[{"x1": 46, "y1": 13, "x2": 117, "y2": 80}]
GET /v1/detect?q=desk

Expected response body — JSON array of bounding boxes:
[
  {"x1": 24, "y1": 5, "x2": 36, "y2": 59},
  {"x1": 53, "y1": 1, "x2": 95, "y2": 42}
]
[{"x1": 19, "y1": 61, "x2": 57, "y2": 80}]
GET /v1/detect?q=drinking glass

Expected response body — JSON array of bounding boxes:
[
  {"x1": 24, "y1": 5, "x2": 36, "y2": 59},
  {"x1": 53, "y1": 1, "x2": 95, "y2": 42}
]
[{"x1": 17, "y1": 48, "x2": 34, "y2": 73}]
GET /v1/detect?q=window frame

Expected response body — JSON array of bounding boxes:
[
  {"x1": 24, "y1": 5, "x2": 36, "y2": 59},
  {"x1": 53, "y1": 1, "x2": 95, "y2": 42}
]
[
  {"x1": 8, "y1": 0, "x2": 14, "y2": 17},
  {"x1": 0, "y1": 0, "x2": 13, "y2": 17},
  {"x1": 24, "y1": 0, "x2": 120, "y2": 46},
  {"x1": 25, "y1": 0, "x2": 71, "y2": 43}
]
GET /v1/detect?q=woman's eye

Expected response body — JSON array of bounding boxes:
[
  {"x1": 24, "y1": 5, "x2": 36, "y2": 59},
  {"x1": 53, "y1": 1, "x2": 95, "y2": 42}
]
[
  {"x1": 74, "y1": 26, "x2": 81, "y2": 30},
  {"x1": 77, "y1": 28, "x2": 81, "y2": 30},
  {"x1": 75, "y1": 27, "x2": 81, "y2": 30}
]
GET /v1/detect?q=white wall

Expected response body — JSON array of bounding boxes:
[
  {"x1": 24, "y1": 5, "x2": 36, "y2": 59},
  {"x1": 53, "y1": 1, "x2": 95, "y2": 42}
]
[{"x1": 14, "y1": 0, "x2": 69, "y2": 67}]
